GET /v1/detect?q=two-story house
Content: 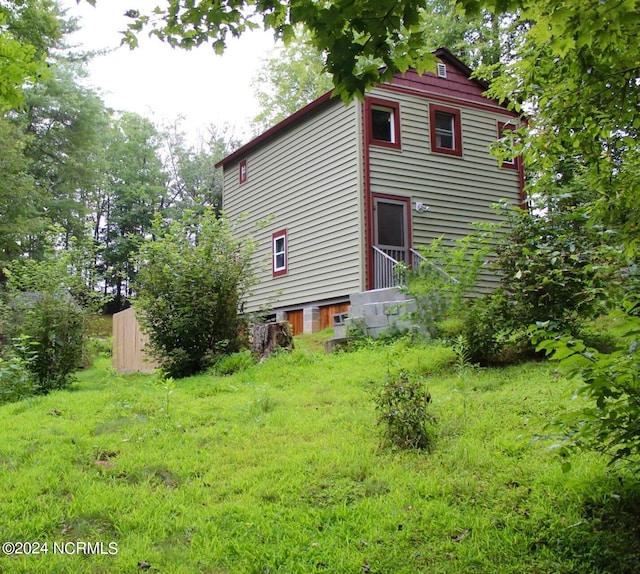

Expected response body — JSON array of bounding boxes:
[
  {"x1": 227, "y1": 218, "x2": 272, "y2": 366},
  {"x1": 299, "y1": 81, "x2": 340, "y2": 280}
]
[{"x1": 216, "y1": 48, "x2": 523, "y2": 335}]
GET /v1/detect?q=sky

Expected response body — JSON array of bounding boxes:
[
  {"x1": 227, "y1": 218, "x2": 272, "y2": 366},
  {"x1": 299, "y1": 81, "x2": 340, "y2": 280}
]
[{"x1": 59, "y1": 0, "x2": 278, "y2": 143}]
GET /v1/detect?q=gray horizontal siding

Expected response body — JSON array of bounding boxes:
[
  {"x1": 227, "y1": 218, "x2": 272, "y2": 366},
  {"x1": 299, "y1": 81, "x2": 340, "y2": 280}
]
[
  {"x1": 368, "y1": 86, "x2": 521, "y2": 289},
  {"x1": 223, "y1": 99, "x2": 362, "y2": 313}
]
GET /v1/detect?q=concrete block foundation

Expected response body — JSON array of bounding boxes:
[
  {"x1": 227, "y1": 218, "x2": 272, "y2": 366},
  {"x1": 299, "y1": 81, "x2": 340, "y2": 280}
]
[
  {"x1": 303, "y1": 306, "x2": 320, "y2": 334},
  {"x1": 346, "y1": 288, "x2": 417, "y2": 339}
]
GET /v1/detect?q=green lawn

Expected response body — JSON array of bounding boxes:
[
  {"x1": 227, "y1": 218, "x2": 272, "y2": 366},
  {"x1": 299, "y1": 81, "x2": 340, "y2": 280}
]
[{"x1": 0, "y1": 336, "x2": 639, "y2": 573}]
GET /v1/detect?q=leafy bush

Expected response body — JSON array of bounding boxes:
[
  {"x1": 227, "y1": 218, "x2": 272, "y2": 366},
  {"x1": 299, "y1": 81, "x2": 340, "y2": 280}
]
[
  {"x1": 457, "y1": 295, "x2": 506, "y2": 365},
  {"x1": 12, "y1": 294, "x2": 85, "y2": 392},
  {"x1": 434, "y1": 316, "x2": 465, "y2": 342},
  {"x1": 494, "y1": 203, "x2": 620, "y2": 334},
  {"x1": 1, "y1": 255, "x2": 87, "y2": 393},
  {"x1": 0, "y1": 338, "x2": 37, "y2": 404},
  {"x1": 375, "y1": 371, "x2": 435, "y2": 450},
  {"x1": 424, "y1": 201, "x2": 624, "y2": 366},
  {"x1": 406, "y1": 231, "x2": 492, "y2": 338},
  {"x1": 534, "y1": 298, "x2": 640, "y2": 472},
  {"x1": 135, "y1": 210, "x2": 256, "y2": 378}
]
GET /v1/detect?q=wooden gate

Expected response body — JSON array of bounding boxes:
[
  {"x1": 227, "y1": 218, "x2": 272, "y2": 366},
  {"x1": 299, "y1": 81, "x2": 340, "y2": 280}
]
[{"x1": 112, "y1": 308, "x2": 161, "y2": 373}]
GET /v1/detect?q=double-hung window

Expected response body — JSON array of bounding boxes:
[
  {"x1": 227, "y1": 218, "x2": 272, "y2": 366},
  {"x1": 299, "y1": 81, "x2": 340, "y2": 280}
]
[
  {"x1": 272, "y1": 229, "x2": 287, "y2": 277},
  {"x1": 239, "y1": 159, "x2": 247, "y2": 184},
  {"x1": 435, "y1": 112, "x2": 454, "y2": 148},
  {"x1": 430, "y1": 104, "x2": 462, "y2": 157},
  {"x1": 366, "y1": 97, "x2": 401, "y2": 149}
]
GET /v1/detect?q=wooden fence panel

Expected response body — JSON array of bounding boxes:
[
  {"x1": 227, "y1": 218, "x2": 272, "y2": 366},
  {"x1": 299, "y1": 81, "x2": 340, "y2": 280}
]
[{"x1": 112, "y1": 308, "x2": 161, "y2": 373}]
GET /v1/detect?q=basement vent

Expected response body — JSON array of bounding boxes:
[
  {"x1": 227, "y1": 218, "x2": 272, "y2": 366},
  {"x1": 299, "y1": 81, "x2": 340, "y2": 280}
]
[
  {"x1": 436, "y1": 63, "x2": 447, "y2": 78},
  {"x1": 333, "y1": 312, "x2": 349, "y2": 326}
]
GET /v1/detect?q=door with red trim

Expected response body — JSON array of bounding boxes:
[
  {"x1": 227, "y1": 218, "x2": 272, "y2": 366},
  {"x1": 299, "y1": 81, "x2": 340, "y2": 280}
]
[{"x1": 372, "y1": 194, "x2": 411, "y2": 289}]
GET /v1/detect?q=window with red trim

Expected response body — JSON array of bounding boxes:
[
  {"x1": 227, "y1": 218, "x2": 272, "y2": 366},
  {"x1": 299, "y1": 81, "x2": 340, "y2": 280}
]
[
  {"x1": 365, "y1": 97, "x2": 401, "y2": 149},
  {"x1": 239, "y1": 159, "x2": 247, "y2": 184},
  {"x1": 272, "y1": 229, "x2": 287, "y2": 277},
  {"x1": 497, "y1": 122, "x2": 519, "y2": 170},
  {"x1": 429, "y1": 104, "x2": 462, "y2": 157}
]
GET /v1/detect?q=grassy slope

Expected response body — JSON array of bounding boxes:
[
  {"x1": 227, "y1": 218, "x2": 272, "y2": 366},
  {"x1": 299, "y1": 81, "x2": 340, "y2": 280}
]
[{"x1": 0, "y1": 337, "x2": 639, "y2": 573}]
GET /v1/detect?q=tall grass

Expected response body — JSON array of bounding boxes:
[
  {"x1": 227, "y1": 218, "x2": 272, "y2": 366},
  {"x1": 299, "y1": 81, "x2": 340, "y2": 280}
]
[{"x1": 0, "y1": 337, "x2": 638, "y2": 573}]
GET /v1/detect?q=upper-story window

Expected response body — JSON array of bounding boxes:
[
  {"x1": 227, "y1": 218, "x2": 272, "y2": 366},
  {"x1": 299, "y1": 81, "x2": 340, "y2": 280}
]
[
  {"x1": 372, "y1": 107, "x2": 395, "y2": 142},
  {"x1": 435, "y1": 112, "x2": 454, "y2": 148},
  {"x1": 272, "y1": 229, "x2": 287, "y2": 277},
  {"x1": 239, "y1": 159, "x2": 247, "y2": 184},
  {"x1": 366, "y1": 97, "x2": 401, "y2": 149},
  {"x1": 497, "y1": 121, "x2": 519, "y2": 170},
  {"x1": 430, "y1": 104, "x2": 462, "y2": 157}
]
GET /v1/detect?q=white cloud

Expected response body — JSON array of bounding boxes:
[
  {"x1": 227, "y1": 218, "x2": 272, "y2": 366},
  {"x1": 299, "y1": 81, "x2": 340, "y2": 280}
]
[{"x1": 59, "y1": 0, "x2": 276, "y2": 142}]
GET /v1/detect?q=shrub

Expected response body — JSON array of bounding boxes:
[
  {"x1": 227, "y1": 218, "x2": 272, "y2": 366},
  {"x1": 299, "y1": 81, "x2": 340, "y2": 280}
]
[
  {"x1": 428, "y1": 201, "x2": 624, "y2": 366},
  {"x1": 135, "y1": 210, "x2": 256, "y2": 378},
  {"x1": 1, "y1": 255, "x2": 87, "y2": 393},
  {"x1": 458, "y1": 295, "x2": 505, "y2": 365},
  {"x1": 534, "y1": 299, "x2": 640, "y2": 472},
  {"x1": 0, "y1": 338, "x2": 37, "y2": 404},
  {"x1": 405, "y1": 231, "x2": 492, "y2": 338},
  {"x1": 17, "y1": 295, "x2": 85, "y2": 392},
  {"x1": 434, "y1": 316, "x2": 465, "y2": 342},
  {"x1": 82, "y1": 336, "x2": 112, "y2": 367},
  {"x1": 375, "y1": 370, "x2": 435, "y2": 450},
  {"x1": 494, "y1": 202, "x2": 620, "y2": 334}
]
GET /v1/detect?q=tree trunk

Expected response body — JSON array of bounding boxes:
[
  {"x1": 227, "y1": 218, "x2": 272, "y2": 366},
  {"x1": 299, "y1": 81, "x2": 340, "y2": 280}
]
[{"x1": 252, "y1": 322, "x2": 294, "y2": 360}]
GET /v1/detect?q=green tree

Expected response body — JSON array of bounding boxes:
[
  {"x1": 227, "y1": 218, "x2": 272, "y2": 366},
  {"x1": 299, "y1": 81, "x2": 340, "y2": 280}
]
[
  {"x1": 246, "y1": 4, "x2": 520, "y2": 131},
  {"x1": 251, "y1": 27, "x2": 333, "y2": 132},
  {"x1": 419, "y1": 0, "x2": 518, "y2": 72},
  {"x1": 0, "y1": 0, "x2": 73, "y2": 263},
  {"x1": 160, "y1": 121, "x2": 240, "y2": 218},
  {"x1": 475, "y1": 0, "x2": 640, "y2": 249},
  {"x1": 456, "y1": 0, "x2": 640, "y2": 468},
  {"x1": 0, "y1": 118, "x2": 43, "y2": 266},
  {"x1": 0, "y1": 0, "x2": 61, "y2": 110},
  {"x1": 121, "y1": 0, "x2": 438, "y2": 99},
  {"x1": 135, "y1": 209, "x2": 256, "y2": 378},
  {"x1": 22, "y1": 57, "x2": 110, "y2": 256},
  {"x1": 100, "y1": 112, "x2": 167, "y2": 311}
]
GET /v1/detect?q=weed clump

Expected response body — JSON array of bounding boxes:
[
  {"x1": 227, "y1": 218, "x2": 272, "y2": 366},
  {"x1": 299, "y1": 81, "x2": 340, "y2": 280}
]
[
  {"x1": 375, "y1": 371, "x2": 435, "y2": 450},
  {"x1": 212, "y1": 349, "x2": 256, "y2": 376}
]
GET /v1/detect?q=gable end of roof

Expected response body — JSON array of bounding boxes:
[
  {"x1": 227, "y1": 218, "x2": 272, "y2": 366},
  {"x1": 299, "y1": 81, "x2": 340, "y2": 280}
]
[{"x1": 216, "y1": 48, "x2": 501, "y2": 170}]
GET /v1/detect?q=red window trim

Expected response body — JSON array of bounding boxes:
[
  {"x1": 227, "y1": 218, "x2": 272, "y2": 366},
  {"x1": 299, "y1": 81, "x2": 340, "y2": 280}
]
[
  {"x1": 239, "y1": 159, "x2": 247, "y2": 184},
  {"x1": 429, "y1": 103, "x2": 462, "y2": 157},
  {"x1": 364, "y1": 97, "x2": 401, "y2": 150},
  {"x1": 497, "y1": 121, "x2": 519, "y2": 170},
  {"x1": 272, "y1": 229, "x2": 287, "y2": 277}
]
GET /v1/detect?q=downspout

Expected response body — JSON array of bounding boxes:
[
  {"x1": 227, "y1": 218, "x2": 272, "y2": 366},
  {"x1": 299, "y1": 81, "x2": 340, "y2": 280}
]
[{"x1": 354, "y1": 98, "x2": 367, "y2": 292}]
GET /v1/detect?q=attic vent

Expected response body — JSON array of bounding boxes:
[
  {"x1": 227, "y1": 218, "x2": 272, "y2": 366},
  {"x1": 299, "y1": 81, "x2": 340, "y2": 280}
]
[{"x1": 436, "y1": 63, "x2": 447, "y2": 78}]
